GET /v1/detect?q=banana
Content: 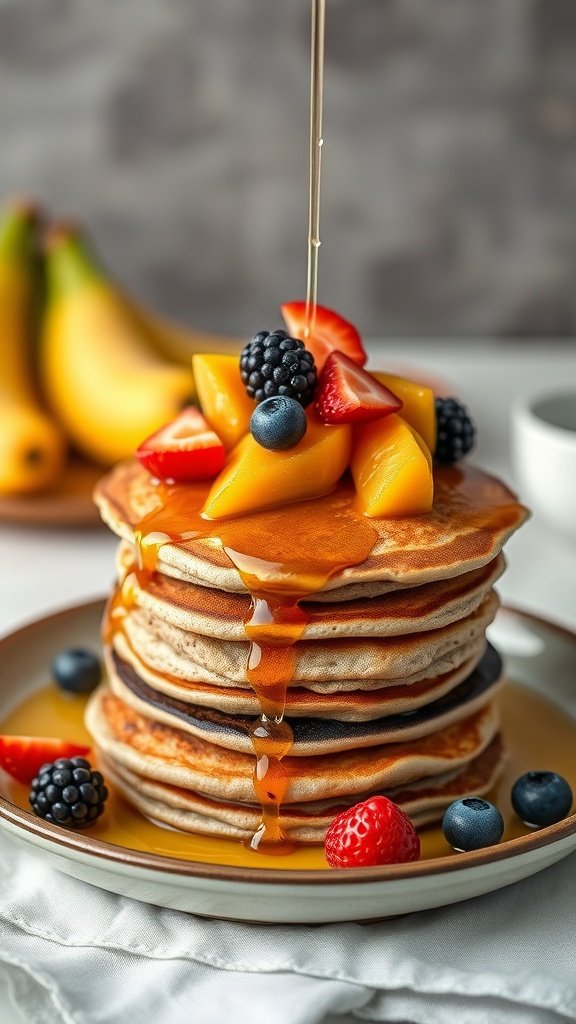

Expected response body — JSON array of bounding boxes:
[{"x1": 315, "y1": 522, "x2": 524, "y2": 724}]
[
  {"x1": 41, "y1": 225, "x2": 195, "y2": 467},
  {"x1": 0, "y1": 200, "x2": 67, "y2": 495},
  {"x1": 132, "y1": 303, "x2": 241, "y2": 367}
]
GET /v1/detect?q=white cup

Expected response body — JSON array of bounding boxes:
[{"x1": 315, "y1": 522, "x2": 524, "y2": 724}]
[{"x1": 512, "y1": 391, "x2": 576, "y2": 542}]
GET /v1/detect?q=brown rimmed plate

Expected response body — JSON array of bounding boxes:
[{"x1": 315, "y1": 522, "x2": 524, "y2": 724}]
[
  {"x1": 0, "y1": 599, "x2": 575, "y2": 923},
  {"x1": 0, "y1": 459, "x2": 103, "y2": 527}
]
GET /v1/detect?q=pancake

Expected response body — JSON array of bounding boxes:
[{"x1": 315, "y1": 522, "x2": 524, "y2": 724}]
[
  {"x1": 110, "y1": 629, "x2": 488, "y2": 719},
  {"x1": 108, "y1": 643, "x2": 502, "y2": 753},
  {"x1": 102, "y1": 734, "x2": 505, "y2": 841},
  {"x1": 86, "y1": 687, "x2": 500, "y2": 803},
  {"x1": 114, "y1": 589, "x2": 500, "y2": 686},
  {"x1": 95, "y1": 460, "x2": 527, "y2": 596},
  {"x1": 119, "y1": 610, "x2": 488, "y2": 693},
  {"x1": 116, "y1": 543, "x2": 505, "y2": 641}
]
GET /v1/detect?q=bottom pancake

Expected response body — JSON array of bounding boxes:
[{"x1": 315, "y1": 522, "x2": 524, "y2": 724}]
[
  {"x1": 86, "y1": 686, "x2": 500, "y2": 803},
  {"x1": 102, "y1": 735, "x2": 505, "y2": 842}
]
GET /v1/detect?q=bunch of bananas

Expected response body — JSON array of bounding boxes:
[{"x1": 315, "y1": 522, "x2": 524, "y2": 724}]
[{"x1": 0, "y1": 197, "x2": 238, "y2": 496}]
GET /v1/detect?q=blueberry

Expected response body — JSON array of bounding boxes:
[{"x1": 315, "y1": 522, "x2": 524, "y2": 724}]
[
  {"x1": 250, "y1": 396, "x2": 308, "y2": 451},
  {"x1": 442, "y1": 797, "x2": 504, "y2": 852},
  {"x1": 52, "y1": 648, "x2": 101, "y2": 695},
  {"x1": 511, "y1": 771, "x2": 573, "y2": 828}
]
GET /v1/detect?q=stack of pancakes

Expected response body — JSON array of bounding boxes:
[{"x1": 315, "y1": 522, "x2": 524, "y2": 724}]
[{"x1": 88, "y1": 460, "x2": 527, "y2": 842}]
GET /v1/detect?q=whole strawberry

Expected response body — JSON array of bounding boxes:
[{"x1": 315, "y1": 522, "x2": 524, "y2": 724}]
[{"x1": 324, "y1": 795, "x2": 420, "y2": 868}]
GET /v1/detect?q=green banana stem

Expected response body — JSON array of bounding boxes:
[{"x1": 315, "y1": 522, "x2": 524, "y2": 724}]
[
  {"x1": 45, "y1": 224, "x2": 103, "y2": 297},
  {"x1": 0, "y1": 200, "x2": 40, "y2": 267}
]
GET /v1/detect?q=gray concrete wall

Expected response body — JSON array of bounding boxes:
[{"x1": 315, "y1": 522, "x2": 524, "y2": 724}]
[{"x1": 1, "y1": 0, "x2": 576, "y2": 340}]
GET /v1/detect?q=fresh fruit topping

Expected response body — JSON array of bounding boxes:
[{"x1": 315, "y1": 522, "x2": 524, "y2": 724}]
[
  {"x1": 240, "y1": 330, "x2": 317, "y2": 407},
  {"x1": 202, "y1": 413, "x2": 352, "y2": 519},
  {"x1": 52, "y1": 648, "x2": 102, "y2": 695},
  {"x1": 281, "y1": 302, "x2": 367, "y2": 371},
  {"x1": 136, "y1": 407, "x2": 225, "y2": 482},
  {"x1": 250, "y1": 396, "x2": 308, "y2": 450},
  {"x1": 316, "y1": 352, "x2": 402, "y2": 424},
  {"x1": 324, "y1": 795, "x2": 420, "y2": 868},
  {"x1": 29, "y1": 756, "x2": 108, "y2": 829},
  {"x1": 193, "y1": 353, "x2": 254, "y2": 450},
  {"x1": 373, "y1": 372, "x2": 436, "y2": 453},
  {"x1": 351, "y1": 414, "x2": 433, "y2": 518},
  {"x1": 511, "y1": 771, "x2": 573, "y2": 828},
  {"x1": 442, "y1": 797, "x2": 504, "y2": 851},
  {"x1": 0, "y1": 737, "x2": 90, "y2": 785},
  {"x1": 434, "y1": 397, "x2": 476, "y2": 465}
]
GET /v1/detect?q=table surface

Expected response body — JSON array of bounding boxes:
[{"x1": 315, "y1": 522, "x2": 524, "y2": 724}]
[{"x1": 1, "y1": 341, "x2": 575, "y2": 1023}]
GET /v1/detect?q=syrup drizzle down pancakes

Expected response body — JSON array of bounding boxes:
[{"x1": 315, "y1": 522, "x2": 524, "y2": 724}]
[{"x1": 88, "y1": 457, "x2": 527, "y2": 844}]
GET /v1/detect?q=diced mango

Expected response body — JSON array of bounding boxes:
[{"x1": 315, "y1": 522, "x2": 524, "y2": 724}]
[
  {"x1": 202, "y1": 415, "x2": 352, "y2": 519},
  {"x1": 193, "y1": 353, "x2": 254, "y2": 450},
  {"x1": 373, "y1": 372, "x2": 436, "y2": 453},
  {"x1": 351, "y1": 413, "x2": 433, "y2": 518}
]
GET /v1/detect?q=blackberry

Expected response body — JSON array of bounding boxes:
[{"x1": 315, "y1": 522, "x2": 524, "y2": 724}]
[
  {"x1": 240, "y1": 330, "x2": 317, "y2": 407},
  {"x1": 435, "y1": 397, "x2": 476, "y2": 465},
  {"x1": 29, "y1": 756, "x2": 108, "y2": 829}
]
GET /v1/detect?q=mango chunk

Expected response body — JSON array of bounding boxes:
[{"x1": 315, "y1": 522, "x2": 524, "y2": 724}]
[
  {"x1": 351, "y1": 413, "x2": 433, "y2": 518},
  {"x1": 193, "y1": 353, "x2": 254, "y2": 450},
  {"x1": 373, "y1": 372, "x2": 436, "y2": 453},
  {"x1": 202, "y1": 415, "x2": 352, "y2": 519}
]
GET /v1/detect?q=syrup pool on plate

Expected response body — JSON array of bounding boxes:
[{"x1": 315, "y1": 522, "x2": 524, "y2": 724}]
[{"x1": 2, "y1": 679, "x2": 576, "y2": 868}]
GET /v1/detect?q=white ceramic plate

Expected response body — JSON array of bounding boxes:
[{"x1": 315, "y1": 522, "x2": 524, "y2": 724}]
[{"x1": 1, "y1": 600, "x2": 575, "y2": 923}]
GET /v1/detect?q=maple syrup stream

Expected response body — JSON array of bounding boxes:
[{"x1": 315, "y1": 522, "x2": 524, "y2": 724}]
[{"x1": 304, "y1": 0, "x2": 326, "y2": 342}]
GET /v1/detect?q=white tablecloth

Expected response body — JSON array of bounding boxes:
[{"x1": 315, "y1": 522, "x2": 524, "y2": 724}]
[{"x1": 1, "y1": 341, "x2": 575, "y2": 1023}]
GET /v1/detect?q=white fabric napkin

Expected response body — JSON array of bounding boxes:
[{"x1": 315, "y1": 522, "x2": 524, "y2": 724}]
[{"x1": 0, "y1": 833, "x2": 575, "y2": 1024}]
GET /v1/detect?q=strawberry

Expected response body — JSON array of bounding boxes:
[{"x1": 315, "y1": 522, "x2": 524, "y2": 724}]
[
  {"x1": 281, "y1": 302, "x2": 367, "y2": 371},
  {"x1": 0, "y1": 736, "x2": 91, "y2": 785},
  {"x1": 136, "y1": 407, "x2": 225, "y2": 482},
  {"x1": 324, "y1": 795, "x2": 420, "y2": 868},
  {"x1": 316, "y1": 352, "x2": 402, "y2": 424}
]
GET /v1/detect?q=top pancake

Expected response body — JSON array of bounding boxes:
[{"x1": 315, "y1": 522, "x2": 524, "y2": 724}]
[{"x1": 95, "y1": 460, "x2": 527, "y2": 597}]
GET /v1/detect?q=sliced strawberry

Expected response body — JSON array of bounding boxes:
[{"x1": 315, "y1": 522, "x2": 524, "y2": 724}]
[
  {"x1": 0, "y1": 736, "x2": 90, "y2": 784},
  {"x1": 316, "y1": 352, "x2": 402, "y2": 424},
  {"x1": 281, "y1": 301, "x2": 367, "y2": 371},
  {"x1": 136, "y1": 407, "x2": 225, "y2": 482}
]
